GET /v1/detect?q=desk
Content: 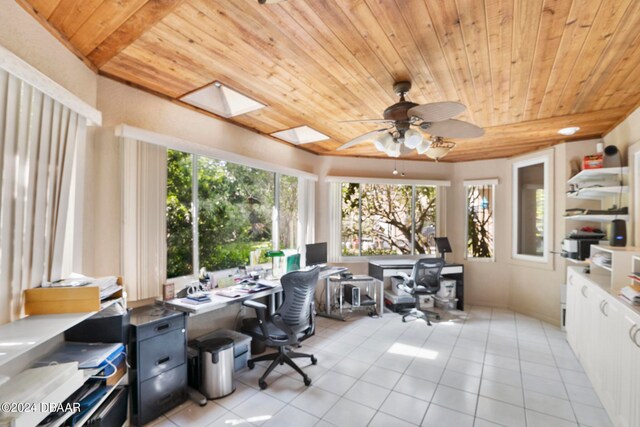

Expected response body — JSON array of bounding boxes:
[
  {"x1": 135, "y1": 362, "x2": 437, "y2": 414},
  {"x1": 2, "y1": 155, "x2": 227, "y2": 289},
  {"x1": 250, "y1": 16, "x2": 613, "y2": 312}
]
[
  {"x1": 368, "y1": 259, "x2": 465, "y2": 310},
  {"x1": 161, "y1": 268, "x2": 347, "y2": 316}
]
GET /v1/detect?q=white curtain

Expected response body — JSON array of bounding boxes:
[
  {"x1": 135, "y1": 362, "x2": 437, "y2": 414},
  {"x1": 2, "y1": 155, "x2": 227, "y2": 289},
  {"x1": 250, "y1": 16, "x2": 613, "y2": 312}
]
[
  {"x1": 0, "y1": 69, "x2": 86, "y2": 323},
  {"x1": 327, "y1": 182, "x2": 342, "y2": 262},
  {"x1": 297, "y1": 178, "x2": 316, "y2": 263},
  {"x1": 121, "y1": 138, "x2": 167, "y2": 301}
]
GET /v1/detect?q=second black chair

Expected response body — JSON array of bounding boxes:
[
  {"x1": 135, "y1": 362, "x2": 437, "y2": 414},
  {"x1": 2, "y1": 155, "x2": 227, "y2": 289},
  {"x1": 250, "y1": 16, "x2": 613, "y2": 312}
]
[
  {"x1": 241, "y1": 267, "x2": 320, "y2": 389},
  {"x1": 398, "y1": 258, "x2": 444, "y2": 325}
]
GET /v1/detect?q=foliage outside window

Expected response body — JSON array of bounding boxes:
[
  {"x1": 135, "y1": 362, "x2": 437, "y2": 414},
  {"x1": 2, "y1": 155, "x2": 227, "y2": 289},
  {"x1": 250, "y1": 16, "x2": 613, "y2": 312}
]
[
  {"x1": 279, "y1": 175, "x2": 298, "y2": 250},
  {"x1": 341, "y1": 183, "x2": 437, "y2": 256},
  {"x1": 166, "y1": 149, "x2": 298, "y2": 278},
  {"x1": 466, "y1": 184, "x2": 495, "y2": 259}
]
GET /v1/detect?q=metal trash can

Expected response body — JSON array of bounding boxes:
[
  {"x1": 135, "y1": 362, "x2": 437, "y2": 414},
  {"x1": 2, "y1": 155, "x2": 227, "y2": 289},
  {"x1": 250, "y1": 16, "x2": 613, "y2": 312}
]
[{"x1": 199, "y1": 337, "x2": 235, "y2": 399}]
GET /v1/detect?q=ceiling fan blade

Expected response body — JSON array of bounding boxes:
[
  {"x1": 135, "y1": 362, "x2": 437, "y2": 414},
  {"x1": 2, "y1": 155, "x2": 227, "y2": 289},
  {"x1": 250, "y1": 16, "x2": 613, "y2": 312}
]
[
  {"x1": 336, "y1": 129, "x2": 389, "y2": 151},
  {"x1": 422, "y1": 119, "x2": 484, "y2": 138},
  {"x1": 338, "y1": 119, "x2": 395, "y2": 124},
  {"x1": 408, "y1": 101, "x2": 466, "y2": 122}
]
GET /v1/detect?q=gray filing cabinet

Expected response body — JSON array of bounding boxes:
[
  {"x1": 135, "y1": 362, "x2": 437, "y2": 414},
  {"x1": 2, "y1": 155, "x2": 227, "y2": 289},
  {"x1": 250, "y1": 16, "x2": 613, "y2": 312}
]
[{"x1": 129, "y1": 306, "x2": 187, "y2": 426}]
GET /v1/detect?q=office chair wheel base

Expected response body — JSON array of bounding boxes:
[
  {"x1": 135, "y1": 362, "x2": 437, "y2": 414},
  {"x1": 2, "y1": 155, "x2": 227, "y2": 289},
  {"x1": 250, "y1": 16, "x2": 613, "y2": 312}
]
[
  {"x1": 303, "y1": 376, "x2": 312, "y2": 386},
  {"x1": 435, "y1": 314, "x2": 441, "y2": 320},
  {"x1": 402, "y1": 318, "x2": 407, "y2": 323},
  {"x1": 259, "y1": 379, "x2": 268, "y2": 390},
  {"x1": 247, "y1": 360, "x2": 255, "y2": 370},
  {"x1": 311, "y1": 356, "x2": 317, "y2": 365}
]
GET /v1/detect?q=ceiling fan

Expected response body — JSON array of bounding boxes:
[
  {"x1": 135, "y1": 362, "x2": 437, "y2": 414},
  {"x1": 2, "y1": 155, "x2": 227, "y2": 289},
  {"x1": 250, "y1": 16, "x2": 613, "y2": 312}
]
[{"x1": 337, "y1": 81, "x2": 484, "y2": 161}]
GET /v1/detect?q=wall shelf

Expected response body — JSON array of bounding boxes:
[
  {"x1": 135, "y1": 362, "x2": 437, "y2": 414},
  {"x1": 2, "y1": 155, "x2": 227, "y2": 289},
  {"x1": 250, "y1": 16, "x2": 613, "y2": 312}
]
[
  {"x1": 568, "y1": 167, "x2": 628, "y2": 184},
  {"x1": 564, "y1": 214, "x2": 629, "y2": 222},
  {"x1": 589, "y1": 245, "x2": 640, "y2": 291},
  {"x1": 567, "y1": 185, "x2": 628, "y2": 200}
]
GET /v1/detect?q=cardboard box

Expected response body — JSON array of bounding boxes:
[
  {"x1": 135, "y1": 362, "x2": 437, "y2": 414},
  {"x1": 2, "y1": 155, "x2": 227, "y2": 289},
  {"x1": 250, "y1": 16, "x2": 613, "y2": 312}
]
[{"x1": 24, "y1": 286, "x2": 101, "y2": 315}]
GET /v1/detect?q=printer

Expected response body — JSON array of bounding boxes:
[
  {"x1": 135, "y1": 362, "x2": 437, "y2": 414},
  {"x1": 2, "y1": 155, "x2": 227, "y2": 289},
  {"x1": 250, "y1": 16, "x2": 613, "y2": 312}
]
[{"x1": 561, "y1": 228, "x2": 606, "y2": 261}]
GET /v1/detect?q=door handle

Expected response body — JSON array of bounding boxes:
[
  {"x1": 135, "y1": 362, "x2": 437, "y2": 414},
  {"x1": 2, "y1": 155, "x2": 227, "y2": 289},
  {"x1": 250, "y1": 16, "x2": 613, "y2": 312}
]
[
  {"x1": 581, "y1": 285, "x2": 588, "y2": 297},
  {"x1": 630, "y1": 325, "x2": 637, "y2": 344},
  {"x1": 600, "y1": 301, "x2": 608, "y2": 317},
  {"x1": 568, "y1": 276, "x2": 574, "y2": 286}
]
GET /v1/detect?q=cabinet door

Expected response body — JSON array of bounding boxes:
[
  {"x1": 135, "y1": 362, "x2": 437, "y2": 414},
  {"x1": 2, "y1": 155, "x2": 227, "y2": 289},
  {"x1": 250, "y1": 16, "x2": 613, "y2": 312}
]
[
  {"x1": 591, "y1": 293, "x2": 620, "y2": 415},
  {"x1": 616, "y1": 310, "x2": 640, "y2": 427},
  {"x1": 566, "y1": 269, "x2": 580, "y2": 351}
]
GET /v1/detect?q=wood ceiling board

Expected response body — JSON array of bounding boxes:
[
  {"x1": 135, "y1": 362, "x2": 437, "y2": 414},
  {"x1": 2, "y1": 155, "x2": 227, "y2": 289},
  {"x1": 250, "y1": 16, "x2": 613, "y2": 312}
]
[
  {"x1": 27, "y1": 0, "x2": 63, "y2": 19},
  {"x1": 552, "y1": 0, "x2": 633, "y2": 116},
  {"x1": 572, "y1": 0, "x2": 640, "y2": 113},
  {"x1": 18, "y1": 0, "x2": 640, "y2": 161},
  {"x1": 485, "y1": 0, "x2": 514, "y2": 125},
  {"x1": 337, "y1": 0, "x2": 442, "y2": 104},
  {"x1": 509, "y1": 0, "x2": 544, "y2": 123},
  {"x1": 87, "y1": 0, "x2": 186, "y2": 68},
  {"x1": 68, "y1": 0, "x2": 149, "y2": 56},
  {"x1": 536, "y1": 0, "x2": 603, "y2": 118},
  {"x1": 455, "y1": 0, "x2": 495, "y2": 126},
  {"x1": 522, "y1": 0, "x2": 574, "y2": 121},
  {"x1": 425, "y1": 0, "x2": 480, "y2": 124},
  {"x1": 49, "y1": 0, "x2": 105, "y2": 39}
]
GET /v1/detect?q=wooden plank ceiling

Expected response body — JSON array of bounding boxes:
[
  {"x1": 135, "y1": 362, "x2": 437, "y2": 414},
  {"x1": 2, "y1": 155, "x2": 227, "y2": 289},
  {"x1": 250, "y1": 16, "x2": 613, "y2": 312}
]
[{"x1": 18, "y1": 0, "x2": 640, "y2": 162}]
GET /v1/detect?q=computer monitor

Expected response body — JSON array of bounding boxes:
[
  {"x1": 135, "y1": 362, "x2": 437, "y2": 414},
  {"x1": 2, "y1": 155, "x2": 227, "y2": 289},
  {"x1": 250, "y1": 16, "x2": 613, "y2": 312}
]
[
  {"x1": 305, "y1": 242, "x2": 327, "y2": 266},
  {"x1": 435, "y1": 237, "x2": 452, "y2": 260}
]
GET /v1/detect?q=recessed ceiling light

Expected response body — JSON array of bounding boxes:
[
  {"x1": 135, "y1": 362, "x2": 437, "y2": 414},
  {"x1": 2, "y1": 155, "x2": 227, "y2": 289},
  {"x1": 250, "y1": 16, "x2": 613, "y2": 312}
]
[
  {"x1": 180, "y1": 81, "x2": 265, "y2": 118},
  {"x1": 558, "y1": 126, "x2": 580, "y2": 136},
  {"x1": 271, "y1": 126, "x2": 329, "y2": 145}
]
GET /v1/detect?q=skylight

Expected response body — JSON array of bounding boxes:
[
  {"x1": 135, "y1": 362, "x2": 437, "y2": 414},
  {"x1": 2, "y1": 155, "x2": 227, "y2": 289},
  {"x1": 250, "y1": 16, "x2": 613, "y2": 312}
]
[
  {"x1": 271, "y1": 126, "x2": 330, "y2": 145},
  {"x1": 180, "y1": 81, "x2": 266, "y2": 118}
]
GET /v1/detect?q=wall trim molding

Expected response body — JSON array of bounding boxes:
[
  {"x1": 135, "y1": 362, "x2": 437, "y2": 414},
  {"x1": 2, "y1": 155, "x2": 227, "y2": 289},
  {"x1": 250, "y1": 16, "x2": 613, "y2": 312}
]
[
  {"x1": 325, "y1": 175, "x2": 451, "y2": 186},
  {"x1": 115, "y1": 124, "x2": 318, "y2": 181},
  {"x1": 0, "y1": 44, "x2": 101, "y2": 126}
]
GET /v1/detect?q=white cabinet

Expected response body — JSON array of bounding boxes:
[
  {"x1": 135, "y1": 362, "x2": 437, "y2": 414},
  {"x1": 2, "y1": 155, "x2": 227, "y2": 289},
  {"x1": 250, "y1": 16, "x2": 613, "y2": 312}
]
[{"x1": 566, "y1": 267, "x2": 640, "y2": 427}]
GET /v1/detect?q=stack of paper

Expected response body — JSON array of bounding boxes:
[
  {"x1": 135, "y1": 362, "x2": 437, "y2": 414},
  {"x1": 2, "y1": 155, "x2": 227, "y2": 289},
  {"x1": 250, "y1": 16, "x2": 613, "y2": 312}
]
[
  {"x1": 43, "y1": 273, "x2": 122, "y2": 301},
  {"x1": 620, "y1": 285, "x2": 640, "y2": 304}
]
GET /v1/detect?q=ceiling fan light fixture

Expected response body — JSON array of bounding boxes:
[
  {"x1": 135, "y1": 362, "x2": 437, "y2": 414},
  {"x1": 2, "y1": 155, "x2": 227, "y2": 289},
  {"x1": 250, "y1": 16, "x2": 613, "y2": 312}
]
[
  {"x1": 386, "y1": 143, "x2": 401, "y2": 158},
  {"x1": 416, "y1": 139, "x2": 431, "y2": 154},
  {"x1": 404, "y1": 129, "x2": 423, "y2": 149},
  {"x1": 426, "y1": 139, "x2": 456, "y2": 161},
  {"x1": 374, "y1": 133, "x2": 394, "y2": 153}
]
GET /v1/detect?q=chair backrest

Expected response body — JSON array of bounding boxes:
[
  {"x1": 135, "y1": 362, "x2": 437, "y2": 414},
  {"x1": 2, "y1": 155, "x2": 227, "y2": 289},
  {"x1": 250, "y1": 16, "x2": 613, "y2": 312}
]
[
  {"x1": 411, "y1": 258, "x2": 444, "y2": 292},
  {"x1": 277, "y1": 267, "x2": 320, "y2": 334}
]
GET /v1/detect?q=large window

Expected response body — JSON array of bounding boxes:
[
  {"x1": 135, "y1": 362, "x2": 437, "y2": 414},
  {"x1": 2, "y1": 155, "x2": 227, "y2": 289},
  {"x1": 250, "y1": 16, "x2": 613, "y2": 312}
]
[
  {"x1": 167, "y1": 149, "x2": 299, "y2": 278},
  {"x1": 465, "y1": 182, "x2": 495, "y2": 260},
  {"x1": 512, "y1": 156, "x2": 550, "y2": 262},
  {"x1": 341, "y1": 183, "x2": 437, "y2": 256}
]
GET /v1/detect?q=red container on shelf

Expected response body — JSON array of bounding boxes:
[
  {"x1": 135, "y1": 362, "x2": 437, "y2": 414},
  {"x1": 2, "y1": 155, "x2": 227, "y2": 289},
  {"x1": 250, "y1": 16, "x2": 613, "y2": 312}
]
[{"x1": 582, "y1": 153, "x2": 603, "y2": 169}]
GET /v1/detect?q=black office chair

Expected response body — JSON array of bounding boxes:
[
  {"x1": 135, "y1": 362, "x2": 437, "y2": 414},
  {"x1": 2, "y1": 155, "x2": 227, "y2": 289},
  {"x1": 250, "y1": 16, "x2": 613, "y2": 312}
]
[
  {"x1": 241, "y1": 267, "x2": 320, "y2": 389},
  {"x1": 398, "y1": 258, "x2": 444, "y2": 325}
]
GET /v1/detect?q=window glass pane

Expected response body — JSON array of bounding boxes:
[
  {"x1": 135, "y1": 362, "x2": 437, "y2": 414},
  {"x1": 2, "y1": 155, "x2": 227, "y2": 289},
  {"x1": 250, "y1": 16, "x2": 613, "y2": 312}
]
[
  {"x1": 198, "y1": 157, "x2": 274, "y2": 270},
  {"x1": 466, "y1": 185, "x2": 494, "y2": 258},
  {"x1": 517, "y1": 163, "x2": 545, "y2": 256},
  {"x1": 166, "y1": 149, "x2": 194, "y2": 278},
  {"x1": 279, "y1": 175, "x2": 298, "y2": 249},
  {"x1": 341, "y1": 183, "x2": 360, "y2": 256},
  {"x1": 360, "y1": 184, "x2": 413, "y2": 255},
  {"x1": 414, "y1": 186, "x2": 437, "y2": 254}
]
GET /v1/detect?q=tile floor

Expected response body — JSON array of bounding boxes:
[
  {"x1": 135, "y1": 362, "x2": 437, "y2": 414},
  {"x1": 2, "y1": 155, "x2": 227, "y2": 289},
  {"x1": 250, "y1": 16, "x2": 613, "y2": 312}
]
[{"x1": 147, "y1": 306, "x2": 614, "y2": 427}]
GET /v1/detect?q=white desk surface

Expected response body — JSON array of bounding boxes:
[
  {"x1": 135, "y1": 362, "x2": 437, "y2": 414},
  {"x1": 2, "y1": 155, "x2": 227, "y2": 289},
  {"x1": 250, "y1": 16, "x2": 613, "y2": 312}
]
[{"x1": 162, "y1": 267, "x2": 347, "y2": 316}]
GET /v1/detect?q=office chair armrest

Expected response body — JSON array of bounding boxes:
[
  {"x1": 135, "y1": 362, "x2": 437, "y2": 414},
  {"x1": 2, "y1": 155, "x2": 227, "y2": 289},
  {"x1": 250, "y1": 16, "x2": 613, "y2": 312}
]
[
  {"x1": 243, "y1": 300, "x2": 267, "y2": 311},
  {"x1": 243, "y1": 300, "x2": 270, "y2": 338}
]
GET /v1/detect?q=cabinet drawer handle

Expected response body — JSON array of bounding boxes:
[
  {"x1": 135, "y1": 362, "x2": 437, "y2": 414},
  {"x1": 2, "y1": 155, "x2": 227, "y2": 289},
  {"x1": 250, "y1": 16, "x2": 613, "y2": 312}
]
[
  {"x1": 634, "y1": 328, "x2": 640, "y2": 348},
  {"x1": 158, "y1": 392, "x2": 174, "y2": 406},
  {"x1": 600, "y1": 301, "x2": 608, "y2": 317},
  {"x1": 581, "y1": 286, "x2": 588, "y2": 297},
  {"x1": 155, "y1": 323, "x2": 170, "y2": 332},
  {"x1": 630, "y1": 325, "x2": 637, "y2": 343},
  {"x1": 568, "y1": 276, "x2": 574, "y2": 286},
  {"x1": 157, "y1": 356, "x2": 171, "y2": 365}
]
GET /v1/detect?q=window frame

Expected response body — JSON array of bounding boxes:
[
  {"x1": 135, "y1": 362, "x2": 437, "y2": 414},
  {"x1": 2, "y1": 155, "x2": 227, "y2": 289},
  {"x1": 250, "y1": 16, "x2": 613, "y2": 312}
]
[
  {"x1": 166, "y1": 150, "x2": 299, "y2": 280},
  {"x1": 335, "y1": 179, "x2": 447, "y2": 260},
  {"x1": 511, "y1": 154, "x2": 552, "y2": 264},
  {"x1": 463, "y1": 179, "x2": 498, "y2": 262}
]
